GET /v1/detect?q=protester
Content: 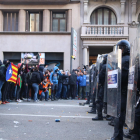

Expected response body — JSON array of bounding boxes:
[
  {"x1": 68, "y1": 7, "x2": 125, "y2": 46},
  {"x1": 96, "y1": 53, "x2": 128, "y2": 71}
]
[
  {"x1": 77, "y1": 71, "x2": 86, "y2": 100},
  {"x1": 31, "y1": 66, "x2": 41, "y2": 102},
  {"x1": 39, "y1": 77, "x2": 49, "y2": 101}
]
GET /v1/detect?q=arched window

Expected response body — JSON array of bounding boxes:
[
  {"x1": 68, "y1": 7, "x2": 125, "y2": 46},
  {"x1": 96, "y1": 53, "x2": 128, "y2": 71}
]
[{"x1": 90, "y1": 7, "x2": 117, "y2": 25}]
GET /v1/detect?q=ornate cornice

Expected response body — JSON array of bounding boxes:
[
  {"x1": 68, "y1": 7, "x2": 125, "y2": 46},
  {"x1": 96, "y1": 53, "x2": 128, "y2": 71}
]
[{"x1": 128, "y1": 21, "x2": 139, "y2": 28}]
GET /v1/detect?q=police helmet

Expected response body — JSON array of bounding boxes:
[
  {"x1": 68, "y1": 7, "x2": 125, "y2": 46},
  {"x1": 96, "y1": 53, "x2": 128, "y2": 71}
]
[{"x1": 116, "y1": 40, "x2": 130, "y2": 55}]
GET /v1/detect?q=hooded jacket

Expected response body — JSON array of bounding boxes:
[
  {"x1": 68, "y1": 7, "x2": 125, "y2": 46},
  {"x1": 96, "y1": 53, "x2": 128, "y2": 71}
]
[
  {"x1": 50, "y1": 66, "x2": 61, "y2": 84},
  {"x1": 39, "y1": 66, "x2": 44, "y2": 82},
  {"x1": 31, "y1": 70, "x2": 41, "y2": 84},
  {"x1": 69, "y1": 71, "x2": 77, "y2": 85},
  {"x1": 77, "y1": 75, "x2": 86, "y2": 87}
]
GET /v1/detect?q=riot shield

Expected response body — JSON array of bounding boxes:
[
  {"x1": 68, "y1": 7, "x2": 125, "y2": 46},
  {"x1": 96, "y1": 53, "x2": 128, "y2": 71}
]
[
  {"x1": 107, "y1": 49, "x2": 122, "y2": 117},
  {"x1": 86, "y1": 69, "x2": 90, "y2": 93},
  {"x1": 125, "y1": 38, "x2": 139, "y2": 130},
  {"x1": 95, "y1": 55, "x2": 103, "y2": 101},
  {"x1": 103, "y1": 71, "x2": 107, "y2": 103}
]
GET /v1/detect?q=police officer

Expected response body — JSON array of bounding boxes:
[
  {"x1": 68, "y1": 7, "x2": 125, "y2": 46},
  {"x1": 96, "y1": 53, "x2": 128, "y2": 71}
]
[
  {"x1": 109, "y1": 40, "x2": 130, "y2": 140},
  {"x1": 92, "y1": 54, "x2": 108, "y2": 120},
  {"x1": 124, "y1": 69, "x2": 140, "y2": 140}
]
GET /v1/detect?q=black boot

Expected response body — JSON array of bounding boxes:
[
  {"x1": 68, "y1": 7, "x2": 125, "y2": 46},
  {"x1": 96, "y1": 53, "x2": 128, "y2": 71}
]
[
  {"x1": 92, "y1": 115, "x2": 103, "y2": 121},
  {"x1": 123, "y1": 129, "x2": 132, "y2": 139},
  {"x1": 92, "y1": 103, "x2": 103, "y2": 121},
  {"x1": 106, "y1": 115, "x2": 113, "y2": 121},
  {"x1": 108, "y1": 117, "x2": 115, "y2": 126},
  {"x1": 88, "y1": 108, "x2": 96, "y2": 114}
]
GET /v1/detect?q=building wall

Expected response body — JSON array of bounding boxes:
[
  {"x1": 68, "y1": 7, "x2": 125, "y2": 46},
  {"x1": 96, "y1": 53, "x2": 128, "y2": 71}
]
[
  {"x1": 0, "y1": 2, "x2": 81, "y2": 70},
  {"x1": 80, "y1": 0, "x2": 140, "y2": 66}
]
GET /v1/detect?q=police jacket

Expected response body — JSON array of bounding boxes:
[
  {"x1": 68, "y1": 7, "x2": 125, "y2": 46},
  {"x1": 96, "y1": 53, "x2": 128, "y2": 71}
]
[
  {"x1": 99, "y1": 64, "x2": 106, "y2": 86},
  {"x1": 31, "y1": 70, "x2": 41, "y2": 84},
  {"x1": 121, "y1": 55, "x2": 130, "y2": 94}
]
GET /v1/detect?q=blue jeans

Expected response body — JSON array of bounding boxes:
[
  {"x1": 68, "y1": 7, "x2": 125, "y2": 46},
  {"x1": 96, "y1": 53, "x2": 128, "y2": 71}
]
[
  {"x1": 40, "y1": 91, "x2": 49, "y2": 101},
  {"x1": 32, "y1": 83, "x2": 39, "y2": 101},
  {"x1": 0, "y1": 80, "x2": 5, "y2": 101},
  {"x1": 58, "y1": 83, "x2": 62, "y2": 98},
  {"x1": 63, "y1": 85, "x2": 67, "y2": 98},
  {"x1": 51, "y1": 84, "x2": 59, "y2": 98}
]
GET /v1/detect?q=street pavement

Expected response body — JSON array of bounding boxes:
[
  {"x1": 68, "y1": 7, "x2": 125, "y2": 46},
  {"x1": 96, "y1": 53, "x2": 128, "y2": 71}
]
[{"x1": 0, "y1": 100, "x2": 129, "y2": 140}]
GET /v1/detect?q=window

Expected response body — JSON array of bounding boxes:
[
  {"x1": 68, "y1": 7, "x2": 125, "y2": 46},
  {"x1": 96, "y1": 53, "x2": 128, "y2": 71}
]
[
  {"x1": 3, "y1": 12, "x2": 18, "y2": 31},
  {"x1": 90, "y1": 8, "x2": 117, "y2": 25},
  {"x1": 52, "y1": 13, "x2": 66, "y2": 31},
  {"x1": 26, "y1": 11, "x2": 42, "y2": 32}
]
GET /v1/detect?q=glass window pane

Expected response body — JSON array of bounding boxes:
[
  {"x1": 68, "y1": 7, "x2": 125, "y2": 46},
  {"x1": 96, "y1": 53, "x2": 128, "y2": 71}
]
[
  {"x1": 12, "y1": 13, "x2": 15, "y2": 31},
  {"x1": 90, "y1": 11, "x2": 96, "y2": 24},
  {"x1": 55, "y1": 14, "x2": 63, "y2": 18},
  {"x1": 111, "y1": 12, "x2": 117, "y2": 25},
  {"x1": 3, "y1": 13, "x2": 7, "y2": 31},
  {"x1": 104, "y1": 9, "x2": 109, "y2": 25},
  {"x1": 8, "y1": 13, "x2": 11, "y2": 31},
  {"x1": 36, "y1": 14, "x2": 39, "y2": 31},
  {"x1": 30, "y1": 14, "x2": 35, "y2": 32},
  {"x1": 16, "y1": 13, "x2": 18, "y2": 31},
  {"x1": 53, "y1": 19, "x2": 58, "y2": 31},
  {"x1": 60, "y1": 19, "x2": 66, "y2": 31},
  {"x1": 53, "y1": 14, "x2": 55, "y2": 18},
  {"x1": 98, "y1": 9, "x2": 102, "y2": 25}
]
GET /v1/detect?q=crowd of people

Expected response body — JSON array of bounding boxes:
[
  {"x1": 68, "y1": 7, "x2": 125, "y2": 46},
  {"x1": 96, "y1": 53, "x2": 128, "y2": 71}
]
[{"x1": 0, "y1": 61, "x2": 90, "y2": 104}]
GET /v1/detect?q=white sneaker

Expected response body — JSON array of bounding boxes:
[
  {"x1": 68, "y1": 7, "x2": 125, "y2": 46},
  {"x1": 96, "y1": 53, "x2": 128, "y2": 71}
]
[{"x1": 17, "y1": 99, "x2": 23, "y2": 103}]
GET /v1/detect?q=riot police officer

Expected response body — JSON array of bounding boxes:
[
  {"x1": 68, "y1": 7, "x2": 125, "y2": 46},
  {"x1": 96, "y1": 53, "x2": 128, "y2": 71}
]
[
  {"x1": 92, "y1": 54, "x2": 108, "y2": 120},
  {"x1": 110, "y1": 40, "x2": 130, "y2": 140}
]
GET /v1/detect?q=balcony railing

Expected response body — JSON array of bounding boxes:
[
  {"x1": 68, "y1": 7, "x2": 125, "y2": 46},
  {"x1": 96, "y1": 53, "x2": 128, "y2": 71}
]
[{"x1": 81, "y1": 25, "x2": 128, "y2": 37}]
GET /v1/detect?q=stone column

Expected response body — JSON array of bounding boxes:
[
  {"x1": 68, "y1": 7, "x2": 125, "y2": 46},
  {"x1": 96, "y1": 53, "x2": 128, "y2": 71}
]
[
  {"x1": 67, "y1": 10, "x2": 72, "y2": 32},
  {"x1": 43, "y1": 9, "x2": 50, "y2": 32},
  {"x1": 83, "y1": 0, "x2": 88, "y2": 24},
  {"x1": 19, "y1": 9, "x2": 26, "y2": 32},
  {"x1": 131, "y1": 0, "x2": 137, "y2": 21},
  {"x1": 128, "y1": 22, "x2": 139, "y2": 43},
  {"x1": 82, "y1": 46, "x2": 88, "y2": 65},
  {"x1": 120, "y1": 0, "x2": 126, "y2": 23},
  {"x1": 0, "y1": 10, "x2": 3, "y2": 31}
]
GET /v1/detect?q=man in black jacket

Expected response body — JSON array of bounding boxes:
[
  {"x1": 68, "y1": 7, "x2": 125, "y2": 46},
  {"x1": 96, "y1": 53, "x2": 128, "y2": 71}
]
[
  {"x1": 39, "y1": 66, "x2": 44, "y2": 82},
  {"x1": 31, "y1": 67, "x2": 41, "y2": 102},
  {"x1": 1, "y1": 60, "x2": 10, "y2": 104},
  {"x1": 0, "y1": 60, "x2": 7, "y2": 104},
  {"x1": 69, "y1": 70, "x2": 77, "y2": 99}
]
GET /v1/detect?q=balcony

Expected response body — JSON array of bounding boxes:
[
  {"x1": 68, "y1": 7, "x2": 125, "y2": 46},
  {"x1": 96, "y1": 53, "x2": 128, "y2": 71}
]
[
  {"x1": 81, "y1": 25, "x2": 129, "y2": 40},
  {"x1": 0, "y1": 0, "x2": 70, "y2": 4}
]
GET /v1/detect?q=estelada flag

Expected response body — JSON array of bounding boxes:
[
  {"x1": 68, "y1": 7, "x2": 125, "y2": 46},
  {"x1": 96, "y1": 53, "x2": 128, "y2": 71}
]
[{"x1": 6, "y1": 63, "x2": 18, "y2": 83}]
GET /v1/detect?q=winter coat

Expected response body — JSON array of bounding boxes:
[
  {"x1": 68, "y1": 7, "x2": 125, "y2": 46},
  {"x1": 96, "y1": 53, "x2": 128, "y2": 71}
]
[
  {"x1": 77, "y1": 75, "x2": 86, "y2": 87},
  {"x1": 39, "y1": 66, "x2": 44, "y2": 82},
  {"x1": 31, "y1": 70, "x2": 41, "y2": 84},
  {"x1": 0, "y1": 64, "x2": 6, "y2": 82},
  {"x1": 25, "y1": 71, "x2": 32, "y2": 85},
  {"x1": 69, "y1": 71, "x2": 77, "y2": 85},
  {"x1": 62, "y1": 75, "x2": 69, "y2": 85},
  {"x1": 50, "y1": 66, "x2": 61, "y2": 84}
]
